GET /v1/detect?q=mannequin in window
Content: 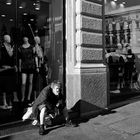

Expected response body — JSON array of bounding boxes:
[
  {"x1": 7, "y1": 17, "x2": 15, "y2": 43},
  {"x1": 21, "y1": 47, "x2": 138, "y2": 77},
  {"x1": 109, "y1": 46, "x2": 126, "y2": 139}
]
[
  {"x1": 18, "y1": 36, "x2": 36, "y2": 103},
  {"x1": 0, "y1": 34, "x2": 19, "y2": 109},
  {"x1": 33, "y1": 36, "x2": 44, "y2": 99}
]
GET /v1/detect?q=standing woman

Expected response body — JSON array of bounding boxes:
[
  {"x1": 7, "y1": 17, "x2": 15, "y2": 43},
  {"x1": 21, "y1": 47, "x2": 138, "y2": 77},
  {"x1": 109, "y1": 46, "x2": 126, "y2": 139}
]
[{"x1": 18, "y1": 36, "x2": 36, "y2": 103}]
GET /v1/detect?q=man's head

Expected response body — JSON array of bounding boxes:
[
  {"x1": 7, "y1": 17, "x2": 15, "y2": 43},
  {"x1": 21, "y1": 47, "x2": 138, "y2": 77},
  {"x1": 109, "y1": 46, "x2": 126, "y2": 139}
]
[
  {"x1": 4, "y1": 35, "x2": 11, "y2": 43},
  {"x1": 51, "y1": 81, "x2": 61, "y2": 96}
]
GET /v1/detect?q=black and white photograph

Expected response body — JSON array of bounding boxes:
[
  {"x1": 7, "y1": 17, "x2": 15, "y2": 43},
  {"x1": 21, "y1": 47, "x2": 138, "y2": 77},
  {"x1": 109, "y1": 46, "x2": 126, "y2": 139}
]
[{"x1": 0, "y1": 0, "x2": 140, "y2": 139}]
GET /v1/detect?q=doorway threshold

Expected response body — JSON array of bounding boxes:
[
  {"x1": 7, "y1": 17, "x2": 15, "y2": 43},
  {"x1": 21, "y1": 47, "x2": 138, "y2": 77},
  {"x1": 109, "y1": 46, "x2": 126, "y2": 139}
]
[{"x1": 108, "y1": 94, "x2": 140, "y2": 110}]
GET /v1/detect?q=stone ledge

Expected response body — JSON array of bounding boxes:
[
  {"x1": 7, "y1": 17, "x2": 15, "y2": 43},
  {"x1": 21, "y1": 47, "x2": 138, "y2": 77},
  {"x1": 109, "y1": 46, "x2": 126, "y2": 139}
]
[
  {"x1": 76, "y1": 15, "x2": 102, "y2": 31},
  {"x1": 76, "y1": 47, "x2": 103, "y2": 62},
  {"x1": 76, "y1": 31, "x2": 102, "y2": 46},
  {"x1": 76, "y1": 0, "x2": 102, "y2": 17}
]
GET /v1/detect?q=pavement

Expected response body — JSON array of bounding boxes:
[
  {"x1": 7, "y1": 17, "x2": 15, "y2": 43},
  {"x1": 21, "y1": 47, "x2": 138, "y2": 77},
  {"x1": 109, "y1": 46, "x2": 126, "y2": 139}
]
[{"x1": 1, "y1": 99, "x2": 140, "y2": 140}]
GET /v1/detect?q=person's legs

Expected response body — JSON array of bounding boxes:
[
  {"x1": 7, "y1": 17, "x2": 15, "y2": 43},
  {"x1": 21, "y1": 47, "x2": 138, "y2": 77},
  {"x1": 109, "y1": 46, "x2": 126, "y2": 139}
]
[
  {"x1": 39, "y1": 107, "x2": 46, "y2": 135},
  {"x1": 40, "y1": 107, "x2": 46, "y2": 125},
  {"x1": 27, "y1": 73, "x2": 33, "y2": 101},
  {"x1": 2, "y1": 92, "x2": 8, "y2": 108},
  {"x1": 63, "y1": 107, "x2": 69, "y2": 122},
  {"x1": 21, "y1": 73, "x2": 27, "y2": 102}
]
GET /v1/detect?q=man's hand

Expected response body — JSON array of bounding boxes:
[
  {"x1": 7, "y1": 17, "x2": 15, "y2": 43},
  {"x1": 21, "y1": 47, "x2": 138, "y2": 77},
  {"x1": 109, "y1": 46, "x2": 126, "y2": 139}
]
[{"x1": 56, "y1": 100, "x2": 63, "y2": 107}]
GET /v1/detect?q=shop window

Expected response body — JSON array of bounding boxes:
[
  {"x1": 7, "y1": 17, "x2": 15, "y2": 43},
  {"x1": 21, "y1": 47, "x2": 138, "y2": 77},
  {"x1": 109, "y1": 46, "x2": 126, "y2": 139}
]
[{"x1": 0, "y1": 0, "x2": 64, "y2": 126}]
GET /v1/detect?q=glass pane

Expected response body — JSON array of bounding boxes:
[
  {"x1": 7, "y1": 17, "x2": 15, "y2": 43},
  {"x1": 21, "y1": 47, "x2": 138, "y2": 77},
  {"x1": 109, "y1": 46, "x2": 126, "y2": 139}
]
[
  {"x1": 49, "y1": 0, "x2": 64, "y2": 83},
  {"x1": 105, "y1": 17, "x2": 140, "y2": 104},
  {"x1": 0, "y1": 0, "x2": 18, "y2": 124},
  {"x1": 0, "y1": 0, "x2": 64, "y2": 126}
]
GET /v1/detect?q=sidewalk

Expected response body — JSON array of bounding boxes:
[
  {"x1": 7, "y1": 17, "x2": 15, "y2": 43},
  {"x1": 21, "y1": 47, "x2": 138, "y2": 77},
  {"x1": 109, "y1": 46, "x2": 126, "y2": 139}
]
[{"x1": 1, "y1": 100, "x2": 140, "y2": 140}]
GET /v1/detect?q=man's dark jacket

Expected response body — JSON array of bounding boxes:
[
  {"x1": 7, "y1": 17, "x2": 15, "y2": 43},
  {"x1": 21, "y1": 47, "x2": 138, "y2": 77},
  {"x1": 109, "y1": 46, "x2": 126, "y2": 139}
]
[{"x1": 32, "y1": 85, "x2": 64, "y2": 119}]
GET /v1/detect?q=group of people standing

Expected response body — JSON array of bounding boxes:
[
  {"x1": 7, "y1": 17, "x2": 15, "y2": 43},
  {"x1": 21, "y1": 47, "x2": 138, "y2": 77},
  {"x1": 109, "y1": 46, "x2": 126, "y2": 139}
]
[
  {"x1": 0, "y1": 34, "x2": 49, "y2": 109},
  {"x1": 106, "y1": 43, "x2": 136, "y2": 92}
]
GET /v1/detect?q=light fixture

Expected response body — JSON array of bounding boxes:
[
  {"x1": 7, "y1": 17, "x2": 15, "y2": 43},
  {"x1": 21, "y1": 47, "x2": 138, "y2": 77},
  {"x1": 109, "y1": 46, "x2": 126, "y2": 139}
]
[
  {"x1": 1, "y1": 15, "x2": 6, "y2": 17},
  {"x1": 114, "y1": 0, "x2": 117, "y2": 2},
  {"x1": 23, "y1": 13, "x2": 28, "y2": 15},
  {"x1": 120, "y1": 3, "x2": 125, "y2": 8},
  {"x1": 111, "y1": 1, "x2": 117, "y2": 9},
  {"x1": 30, "y1": 19, "x2": 34, "y2": 21},
  {"x1": 35, "y1": 0, "x2": 40, "y2": 10},
  {"x1": 19, "y1": 2, "x2": 26, "y2": 9},
  {"x1": 9, "y1": 18, "x2": 13, "y2": 21},
  {"x1": 6, "y1": 0, "x2": 12, "y2": 5},
  {"x1": 19, "y1": 6, "x2": 23, "y2": 9}
]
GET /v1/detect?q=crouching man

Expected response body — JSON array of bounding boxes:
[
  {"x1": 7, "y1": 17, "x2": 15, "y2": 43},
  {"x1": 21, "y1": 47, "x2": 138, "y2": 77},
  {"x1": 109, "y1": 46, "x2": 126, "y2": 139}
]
[{"x1": 31, "y1": 80, "x2": 76, "y2": 135}]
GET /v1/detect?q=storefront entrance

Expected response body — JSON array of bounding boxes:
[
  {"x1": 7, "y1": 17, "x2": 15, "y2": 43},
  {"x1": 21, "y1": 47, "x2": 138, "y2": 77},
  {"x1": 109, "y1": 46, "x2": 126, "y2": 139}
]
[
  {"x1": 0, "y1": 0, "x2": 64, "y2": 125},
  {"x1": 105, "y1": 6, "x2": 140, "y2": 105}
]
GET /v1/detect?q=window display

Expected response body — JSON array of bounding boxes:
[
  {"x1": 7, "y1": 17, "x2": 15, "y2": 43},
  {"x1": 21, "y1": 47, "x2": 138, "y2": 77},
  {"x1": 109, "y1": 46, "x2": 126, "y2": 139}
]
[{"x1": 0, "y1": 0, "x2": 64, "y2": 125}]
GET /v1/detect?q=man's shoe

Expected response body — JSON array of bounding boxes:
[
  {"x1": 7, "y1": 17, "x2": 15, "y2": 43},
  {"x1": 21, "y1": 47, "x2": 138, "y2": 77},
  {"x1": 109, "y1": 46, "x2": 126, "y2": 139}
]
[
  {"x1": 39, "y1": 125, "x2": 45, "y2": 135},
  {"x1": 65, "y1": 120, "x2": 77, "y2": 127}
]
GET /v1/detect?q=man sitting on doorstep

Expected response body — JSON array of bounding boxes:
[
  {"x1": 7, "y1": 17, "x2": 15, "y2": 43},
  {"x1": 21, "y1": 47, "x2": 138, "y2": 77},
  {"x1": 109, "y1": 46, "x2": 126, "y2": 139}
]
[{"x1": 22, "y1": 80, "x2": 76, "y2": 135}]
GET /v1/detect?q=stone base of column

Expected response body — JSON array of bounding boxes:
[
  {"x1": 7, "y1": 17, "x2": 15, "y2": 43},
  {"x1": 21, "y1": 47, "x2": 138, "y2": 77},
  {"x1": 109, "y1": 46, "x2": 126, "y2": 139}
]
[{"x1": 66, "y1": 66, "x2": 109, "y2": 117}]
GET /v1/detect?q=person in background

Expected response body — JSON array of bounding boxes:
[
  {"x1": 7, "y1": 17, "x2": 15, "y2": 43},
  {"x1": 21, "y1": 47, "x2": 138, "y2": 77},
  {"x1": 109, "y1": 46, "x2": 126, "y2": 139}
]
[
  {"x1": 122, "y1": 43, "x2": 129, "y2": 54},
  {"x1": 0, "y1": 34, "x2": 19, "y2": 109},
  {"x1": 18, "y1": 36, "x2": 36, "y2": 104},
  {"x1": 124, "y1": 47, "x2": 135, "y2": 88},
  {"x1": 115, "y1": 43, "x2": 123, "y2": 55}
]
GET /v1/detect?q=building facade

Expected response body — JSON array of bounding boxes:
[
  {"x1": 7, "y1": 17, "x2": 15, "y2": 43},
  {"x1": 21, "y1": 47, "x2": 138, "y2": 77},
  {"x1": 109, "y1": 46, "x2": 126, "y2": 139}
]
[
  {"x1": 0, "y1": 0, "x2": 108, "y2": 126},
  {"x1": 66, "y1": 0, "x2": 108, "y2": 117}
]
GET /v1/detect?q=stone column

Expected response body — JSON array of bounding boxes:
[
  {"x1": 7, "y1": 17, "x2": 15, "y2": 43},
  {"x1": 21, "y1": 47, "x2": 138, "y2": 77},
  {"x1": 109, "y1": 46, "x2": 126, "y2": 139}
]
[{"x1": 66, "y1": 0, "x2": 108, "y2": 117}]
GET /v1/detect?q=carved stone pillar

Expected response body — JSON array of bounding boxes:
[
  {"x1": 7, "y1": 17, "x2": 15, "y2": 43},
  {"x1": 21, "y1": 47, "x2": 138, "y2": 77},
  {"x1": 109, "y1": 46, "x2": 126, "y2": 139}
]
[{"x1": 66, "y1": 0, "x2": 108, "y2": 117}]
